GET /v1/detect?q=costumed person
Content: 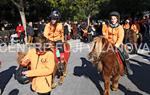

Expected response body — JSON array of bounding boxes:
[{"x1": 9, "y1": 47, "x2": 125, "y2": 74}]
[{"x1": 102, "y1": 11, "x2": 133, "y2": 75}]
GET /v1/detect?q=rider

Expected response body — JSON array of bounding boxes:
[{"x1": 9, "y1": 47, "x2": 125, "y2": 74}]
[
  {"x1": 102, "y1": 11, "x2": 133, "y2": 75},
  {"x1": 44, "y1": 10, "x2": 65, "y2": 64}
]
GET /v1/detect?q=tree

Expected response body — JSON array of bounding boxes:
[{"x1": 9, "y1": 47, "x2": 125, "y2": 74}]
[
  {"x1": 47, "y1": 0, "x2": 101, "y2": 25},
  {"x1": 98, "y1": 0, "x2": 150, "y2": 19},
  {"x1": 47, "y1": 0, "x2": 74, "y2": 20},
  {"x1": 11, "y1": 0, "x2": 27, "y2": 42},
  {"x1": 1, "y1": 0, "x2": 150, "y2": 24},
  {"x1": 75, "y1": 0, "x2": 100, "y2": 25}
]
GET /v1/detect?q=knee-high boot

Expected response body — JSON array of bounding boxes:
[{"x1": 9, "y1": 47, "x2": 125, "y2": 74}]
[{"x1": 117, "y1": 48, "x2": 133, "y2": 75}]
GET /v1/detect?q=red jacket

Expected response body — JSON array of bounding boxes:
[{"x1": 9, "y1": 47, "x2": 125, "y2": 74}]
[{"x1": 16, "y1": 26, "x2": 25, "y2": 37}]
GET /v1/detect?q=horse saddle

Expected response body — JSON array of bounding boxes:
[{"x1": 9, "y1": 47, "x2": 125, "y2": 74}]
[
  {"x1": 115, "y1": 50, "x2": 125, "y2": 76},
  {"x1": 52, "y1": 43, "x2": 70, "y2": 64}
]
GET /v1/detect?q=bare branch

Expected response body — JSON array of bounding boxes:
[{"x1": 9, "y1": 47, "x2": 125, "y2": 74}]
[{"x1": 11, "y1": 0, "x2": 22, "y2": 9}]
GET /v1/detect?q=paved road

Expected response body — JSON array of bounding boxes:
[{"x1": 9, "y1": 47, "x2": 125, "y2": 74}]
[{"x1": 0, "y1": 40, "x2": 150, "y2": 95}]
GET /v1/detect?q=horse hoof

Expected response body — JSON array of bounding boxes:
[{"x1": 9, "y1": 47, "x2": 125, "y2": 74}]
[
  {"x1": 111, "y1": 86, "x2": 118, "y2": 91},
  {"x1": 58, "y1": 79, "x2": 64, "y2": 85},
  {"x1": 63, "y1": 72, "x2": 67, "y2": 77},
  {"x1": 51, "y1": 83, "x2": 57, "y2": 89},
  {"x1": 58, "y1": 81, "x2": 63, "y2": 86}
]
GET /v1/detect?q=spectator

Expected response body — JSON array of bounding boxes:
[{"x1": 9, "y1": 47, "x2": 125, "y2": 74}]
[
  {"x1": 38, "y1": 20, "x2": 45, "y2": 36},
  {"x1": 71, "y1": 22, "x2": 78, "y2": 40},
  {"x1": 16, "y1": 23, "x2": 25, "y2": 44},
  {"x1": 64, "y1": 22, "x2": 70, "y2": 40},
  {"x1": 26, "y1": 22, "x2": 34, "y2": 44},
  {"x1": 0, "y1": 27, "x2": 10, "y2": 46}
]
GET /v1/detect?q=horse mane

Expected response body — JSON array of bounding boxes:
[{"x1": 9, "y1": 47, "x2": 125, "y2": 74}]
[
  {"x1": 17, "y1": 52, "x2": 27, "y2": 64},
  {"x1": 88, "y1": 36, "x2": 109, "y2": 64}
]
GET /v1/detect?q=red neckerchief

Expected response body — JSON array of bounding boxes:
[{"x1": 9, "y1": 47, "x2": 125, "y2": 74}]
[{"x1": 36, "y1": 51, "x2": 46, "y2": 56}]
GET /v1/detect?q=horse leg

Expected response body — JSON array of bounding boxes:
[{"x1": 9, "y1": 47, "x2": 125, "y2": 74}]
[
  {"x1": 58, "y1": 62, "x2": 65, "y2": 85},
  {"x1": 63, "y1": 62, "x2": 67, "y2": 77},
  {"x1": 97, "y1": 62, "x2": 103, "y2": 72},
  {"x1": 103, "y1": 71, "x2": 111, "y2": 95},
  {"x1": 59, "y1": 75, "x2": 65, "y2": 85},
  {"x1": 111, "y1": 74, "x2": 120, "y2": 91}
]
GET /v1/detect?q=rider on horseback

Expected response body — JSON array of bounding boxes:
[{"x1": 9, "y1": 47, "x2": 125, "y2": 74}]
[
  {"x1": 43, "y1": 10, "x2": 66, "y2": 88},
  {"x1": 102, "y1": 11, "x2": 133, "y2": 75},
  {"x1": 44, "y1": 10, "x2": 65, "y2": 64}
]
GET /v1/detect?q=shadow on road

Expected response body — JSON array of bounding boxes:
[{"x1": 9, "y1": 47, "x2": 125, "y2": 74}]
[
  {"x1": 128, "y1": 58, "x2": 150, "y2": 94},
  {"x1": 119, "y1": 84, "x2": 143, "y2": 95},
  {"x1": 0, "y1": 66, "x2": 17, "y2": 95},
  {"x1": 136, "y1": 53, "x2": 150, "y2": 61},
  {"x1": 73, "y1": 57, "x2": 103, "y2": 95},
  {"x1": 8, "y1": 89, "x2": 19, "y2": 95}
]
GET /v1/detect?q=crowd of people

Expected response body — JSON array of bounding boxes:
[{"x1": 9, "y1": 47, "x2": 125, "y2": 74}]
[{"x1": 0, "y1": 13, "x2": 150, "y2": 47}]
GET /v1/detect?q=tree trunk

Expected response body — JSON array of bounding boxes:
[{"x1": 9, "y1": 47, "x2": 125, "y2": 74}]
[
  {"x1": 87, "y1": 14, "x2": 91, "y2": 27},
  {"x1": 11, "y1": 0, "x2": 27, "y2": 43},
  {"x1": 19, "y1": 10, "x2": 27, "y2": 43}
]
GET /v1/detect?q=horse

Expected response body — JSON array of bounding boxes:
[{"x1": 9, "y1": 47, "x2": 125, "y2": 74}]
[
  {"x1": 123, "y1": 27, "x2": 143, "y2": 54},
  {"x1": 128, "y1": 30, "x2": 143, "y2": 54},
  {"x1": 51, "y1": 41, "x2": 70, "y2": 87},
  {"x1": 17, "y1": 41, "x2": 70, "y2": 88},
  {"x1": 88, "y1": 36, "x2": 125, "y2": 95}
]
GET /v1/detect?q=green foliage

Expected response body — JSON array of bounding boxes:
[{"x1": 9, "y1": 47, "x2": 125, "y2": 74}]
[
  {"x1": 46, "y1": 0, "x2": 103, "y2": 20},
  {"x1": 0, "y1": 0, "x2": 150, "y2": 22}
]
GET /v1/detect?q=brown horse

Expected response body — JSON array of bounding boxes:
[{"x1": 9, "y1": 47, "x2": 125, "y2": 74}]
[
  {"x1": 128, "y1": 30, "x2": 143, "y2": 54},
  {"x1": 51, "y1": 42, "x2": 71, "y2": 87},
  {"x1": 88, "y1": 36, "x2": 124, "y2": 95},
  {"x1": 17, "y1": 42, "x2": 71, "y2": 89}
]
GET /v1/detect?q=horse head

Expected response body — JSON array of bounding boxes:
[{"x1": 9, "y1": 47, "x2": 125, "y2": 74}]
[{"x1": 88, "y1": 36, "x2": 108, "y2": 65}]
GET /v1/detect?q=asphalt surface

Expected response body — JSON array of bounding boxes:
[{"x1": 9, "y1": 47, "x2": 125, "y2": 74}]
[{"x1": 0, "y1": 39, "x2": 150, "y2": 95}]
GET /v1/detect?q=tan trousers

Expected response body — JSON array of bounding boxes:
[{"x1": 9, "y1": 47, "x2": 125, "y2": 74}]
[{"x1": 27, "y1": 36, "x2": 33, "y2": 44}]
